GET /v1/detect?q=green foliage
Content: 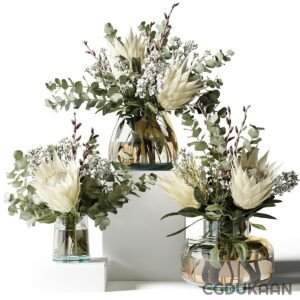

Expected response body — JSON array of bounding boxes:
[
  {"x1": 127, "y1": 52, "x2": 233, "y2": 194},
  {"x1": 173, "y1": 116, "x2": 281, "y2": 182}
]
[
  {"x1": 161, "y1": 207, "x2": 201, "y2": 220},
  {"x1": 250, "y1": 223, "x2": 266, "y2": 230},
  {"x1": 204, "y1": 50, "x2": 234, "y2": 69},
  {"x1": 251, "y1": 212, "x2": 276, "y2": 220},
  {"x1": 163, "y1": 77, "x2": 296, "y2": 255},
  {"x1": 234, "y1": 241, "x2": 248, "y2": 261},
  {"x1": 194, "y1": 187, "x2": 206, "y2": 205},
  {"x1": 79, "y1": 169, "x2": 156, "y2": 230},
  {"x1": 165, "y1": 218, "x2": 201, "y2": 237},
  {"x1": 45, "y1": 78, "x2": 114, "y2": 114},
  {"x1": 45, "y1": 5, "x2": 233, "y2": 124},
  {"x1": 205, "y1": 203, "x2": 223, "y2": 212},
  {"x1": 104, "y1": 23, "x2": 119, "y2": 42},
  {"x1": 7, "y1": 147, "x2": 156, "y2": 230},
  {"x1": 5, "y1": 119, "x2": 157, "y2": 231},
  {"x1": 6, "y1": 153, "x2": 58, "y2": 226},
  {"x1": 210, "y1": 245, "x2": 221, "y2": 268}
]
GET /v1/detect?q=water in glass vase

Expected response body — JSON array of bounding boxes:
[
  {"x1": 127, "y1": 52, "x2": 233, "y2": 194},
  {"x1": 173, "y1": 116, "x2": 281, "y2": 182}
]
[
  {"x1": 53, "y1": 214, "x2": 90, "y2": 262},
  {"x1": 181, "y1": 220, "x2": 274, "y2": 289},
  {"x1": 109, "y1": 113, "x2": 178, "y2": 171},
  {"x1": 182, "y1": 256, "x2": 273, "y2": 288}
]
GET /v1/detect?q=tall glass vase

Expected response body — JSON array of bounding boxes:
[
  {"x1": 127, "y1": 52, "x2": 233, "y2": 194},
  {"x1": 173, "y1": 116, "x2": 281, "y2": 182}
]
[
  {"x1": 53, "y1": 214, "x2": 90, "y2": 262},
  {"x1": 181, "y1": 219, "x2": 274, "y2": 289},
  {"x1": 109, "y1": 112, "x2": 178, "y2": 170}
]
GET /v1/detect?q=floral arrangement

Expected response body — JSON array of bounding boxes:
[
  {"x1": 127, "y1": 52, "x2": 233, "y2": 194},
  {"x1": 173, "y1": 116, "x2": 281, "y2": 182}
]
[
  {"x1": 5, "y1": 113, "x2": 156, "y2": 230},
  {"x1": 44, "y1": 3, "x2": 234, "y2": 166},
  {"x1": 159, "y1": 99, "x2": 299, "y2": 258}
]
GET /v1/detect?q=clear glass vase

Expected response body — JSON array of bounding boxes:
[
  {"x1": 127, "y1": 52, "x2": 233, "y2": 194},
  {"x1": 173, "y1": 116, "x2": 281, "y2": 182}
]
[
  {"x1": 53, "y1": 214, "x2": 90, "y2": 262},
  {"x1": 181, "y1": 219, "x2": 274, "y2": 289},
  {"x1": 109, "y1": 112, "x2": 178, "y2": 170}
]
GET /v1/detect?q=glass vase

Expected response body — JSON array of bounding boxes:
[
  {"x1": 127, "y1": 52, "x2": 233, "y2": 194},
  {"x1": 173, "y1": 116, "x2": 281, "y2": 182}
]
[
  {"x1": 181, "y1": 219, "x2": 274, "y2": 289},
  {"x1": 109, "y1": 112, "x2": 178, "y2": 170},
  {"x1": 53, "y1": 214, "x2": 90, "y2": 262}
]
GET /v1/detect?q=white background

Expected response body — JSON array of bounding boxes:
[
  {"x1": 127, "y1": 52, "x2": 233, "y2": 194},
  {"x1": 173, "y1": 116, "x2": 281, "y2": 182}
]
[{"x1": 0, "y1": 0, "x2": 300, "y2": 299}]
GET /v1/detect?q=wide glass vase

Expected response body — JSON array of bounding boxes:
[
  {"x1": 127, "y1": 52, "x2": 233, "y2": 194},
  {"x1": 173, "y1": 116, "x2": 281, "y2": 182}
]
[
  {"x1": 181, "y1": 219, "x2": 274, "y2": 289},
  {"x1": 53, "y1": 214, "x2": 90, "y2": 262},
  {"x1": 109, "y1": 113, "x2": 178, "y2": 170}
]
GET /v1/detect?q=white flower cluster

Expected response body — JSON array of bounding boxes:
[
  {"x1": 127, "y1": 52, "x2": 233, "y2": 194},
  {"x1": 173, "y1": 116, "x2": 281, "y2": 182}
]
[
  {"x1": 86, "y1": 48, "x2": 112, "y2": 79},
  {"x1": 99, "y1": 48, "x2": 113, "y2": 73},
  {"x1": 26, "y1": 138, "x2": 78, "y2": 171},
  {"x1": 273, "y1": 171, "x2": 299, "y2": 196},
  {"x1": 81, "y1": 154, "x2": 112, "y2": 181},
  {"x1": 135, "y1": 52, "x2": 166, "y2": 99},
  {"x1": 27, "y1": 146, "x2": 48, "y2": 171},
  {"x1": 119, "y1": 81, "x2": 134, "y2": 93},
  {"x1": 170, "y1": 38, "x2": 198, "y2": 61},
  {"x1": 56, "y1": 137, "x2": 79, "y2": 162},
  {"x1": 112, "y1": 56, "x2": 130, "y2": 78},
  {"x1": 174, "y1": 149, "x2": 204, "y2": 188}
]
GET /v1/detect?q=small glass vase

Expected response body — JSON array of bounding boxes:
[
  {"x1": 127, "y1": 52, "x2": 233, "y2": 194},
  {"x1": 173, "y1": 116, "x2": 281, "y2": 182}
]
[
  {"x1": 53, "y1": 214, "x2": 90, "y2": 262},
  {"x1": 109, "y1": 112, "x2": 178, "y2": 171},
  {"x1": 181, "y1": 219, "x2": 274, "y2": 289}
]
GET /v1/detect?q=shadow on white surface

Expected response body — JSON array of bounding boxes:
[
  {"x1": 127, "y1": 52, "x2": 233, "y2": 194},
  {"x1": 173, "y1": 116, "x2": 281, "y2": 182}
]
[
  {"x1": 106, "y1": 260, "x2": 300, "y2": 292},
  {"x1": 271, "y1": 260, "x2": 300, "y2": 291},
  {"x1": 106, "y1": 281, "x2": 194, "y2": 292}
]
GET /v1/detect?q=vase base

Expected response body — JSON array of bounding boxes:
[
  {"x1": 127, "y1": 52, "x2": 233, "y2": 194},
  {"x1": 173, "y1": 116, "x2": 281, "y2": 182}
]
[
  {"x1": 127, "y1": 162, "x2": 173, "y2": 171},
  {"x1": 53, "y1": 255, "x2": 90, "y2": 263}
]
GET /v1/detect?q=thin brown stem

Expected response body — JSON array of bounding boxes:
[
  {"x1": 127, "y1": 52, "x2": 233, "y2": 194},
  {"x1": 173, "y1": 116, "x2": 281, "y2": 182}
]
[
  {"x1": 158, "y1": 3, "x2": 179, "y2": 48},
  {"x1": 234, "y1": 105, "x2": 250, "y2": 154},
  {"x1": 79, "y1": 128, "x2": 99, "y2": 178},
  {"x1": 71, "y1": 112, "x2": 82, "y2": 158}
]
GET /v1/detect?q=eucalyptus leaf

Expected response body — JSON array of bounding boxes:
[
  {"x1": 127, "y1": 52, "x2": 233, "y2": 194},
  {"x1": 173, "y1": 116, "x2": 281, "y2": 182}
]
[
  {"x1": 104, "y1": 23, "x2": 114, "y2": 34},
  {"x1": 194, "y1": 141, "x2": 207, "y2": 151},
  {"x1": 14, "y1": 150, "x2": 23, "y2": 161},
  {"x1": 194, "y1": 63, "x2": 205, "y2": 74},
  {"x1": 74, "y1": 81, "x2": 83, "y2": 93},
  {"x1": 205, "y1": 58, "x2": 216, "y2": 68},
  {"x1": 206, "y1": 203, "x2": 222, "y2": 211},
  {"x1": 248, "y1": 127, "x2": 259, "y2": 139},
  {"x1": 110, "y1": 93, "x2": 123, "y2": 103}
]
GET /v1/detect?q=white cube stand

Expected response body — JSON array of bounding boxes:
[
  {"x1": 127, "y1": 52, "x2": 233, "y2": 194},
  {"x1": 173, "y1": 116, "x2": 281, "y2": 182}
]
[
  {"x1": 103, "y1": 171, "x2": 186, "y2": 281},
  {"x1": 24, "y1": 257, "x2": 108, "y2": 293}
]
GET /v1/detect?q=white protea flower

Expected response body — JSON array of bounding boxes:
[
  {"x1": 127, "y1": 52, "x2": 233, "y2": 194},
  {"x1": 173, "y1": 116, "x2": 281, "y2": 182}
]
[
  {"x1": 110, "y1": 29, "x2": 146, "y2": 69},
  {"x1": 159, "y1": 173, "x2": 200, "y2": 209},
  {"x1": 32, "y1": 151, "x2": 80, "y2": 213},
  {"x1": 157, "y1": 59, "x2": 201, "y2": 109},
  {"x1": 231, "y1": 151, "x2": 277, "y2": 210}
]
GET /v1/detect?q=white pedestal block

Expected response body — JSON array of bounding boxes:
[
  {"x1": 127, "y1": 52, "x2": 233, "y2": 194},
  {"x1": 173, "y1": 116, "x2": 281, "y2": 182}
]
[
  {"x1": 24, "y1": 257, "x2": 108, "y2": 293},
  {"x1": 103, "y1": 171, "x2": 185, "y2": 281}
]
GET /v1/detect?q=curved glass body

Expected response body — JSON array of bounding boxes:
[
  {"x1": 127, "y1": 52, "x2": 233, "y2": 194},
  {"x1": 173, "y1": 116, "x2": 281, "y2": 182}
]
[
  {"x1": 181, "y1": 220, "x2": 274, "y2": 288},
  {"x1": 53, "y1": 214, "x2": 90, "y2": 262},
  {"x1": 109, "y1": 113, "x2": 178, "y2": 171}
]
